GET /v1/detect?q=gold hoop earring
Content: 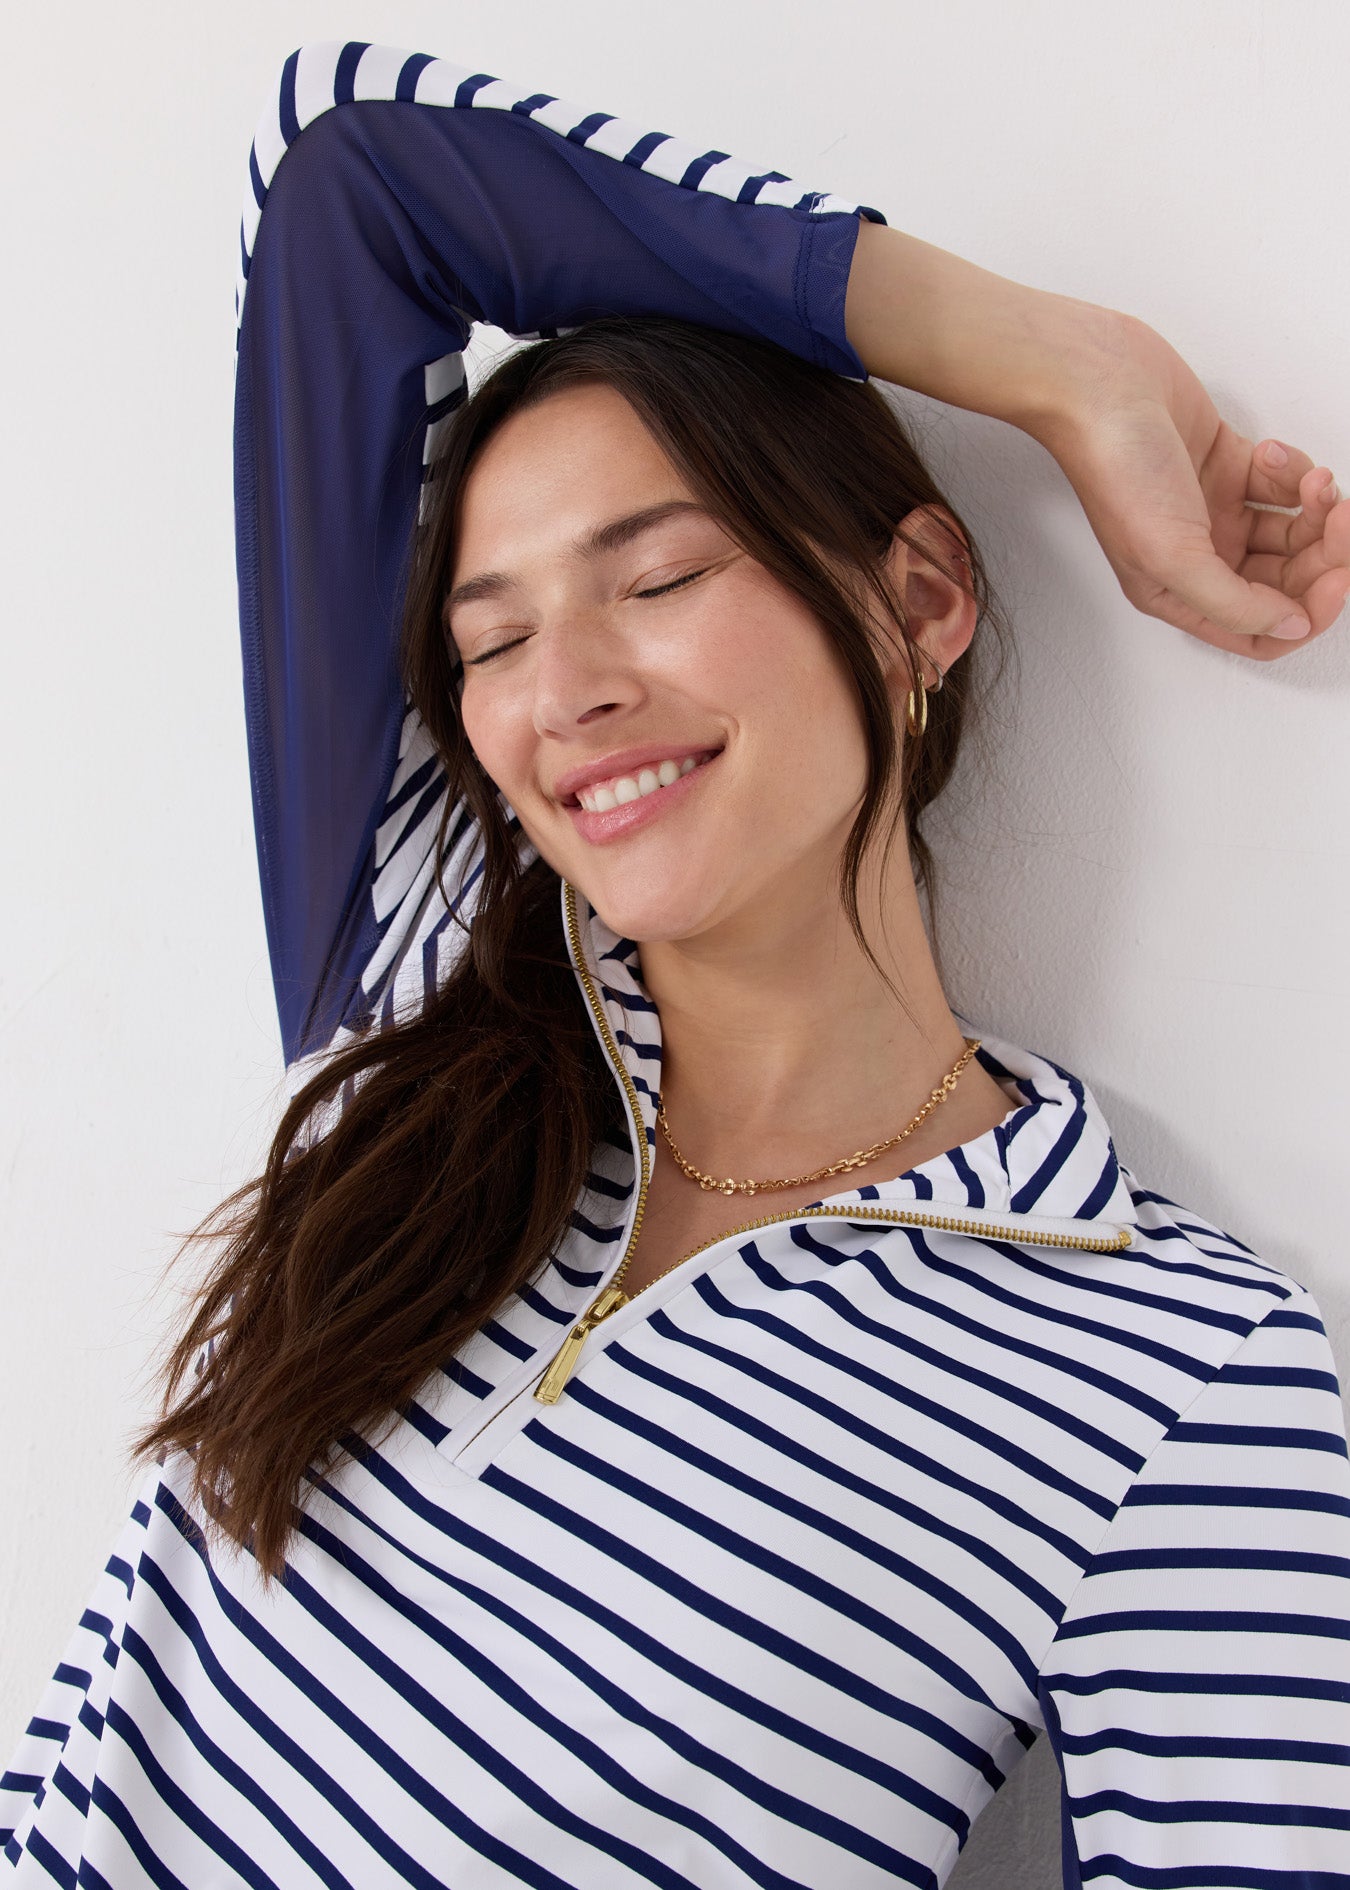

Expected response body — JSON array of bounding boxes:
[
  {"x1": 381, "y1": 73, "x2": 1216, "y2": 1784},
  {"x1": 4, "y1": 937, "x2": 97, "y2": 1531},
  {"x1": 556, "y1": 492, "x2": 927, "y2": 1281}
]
[
  {"x1": 906, "y1": 643, "x2": 947, "y2": 735},
  {"x1": 906, "y1": 677, "x2": 928, "y2": 739}
]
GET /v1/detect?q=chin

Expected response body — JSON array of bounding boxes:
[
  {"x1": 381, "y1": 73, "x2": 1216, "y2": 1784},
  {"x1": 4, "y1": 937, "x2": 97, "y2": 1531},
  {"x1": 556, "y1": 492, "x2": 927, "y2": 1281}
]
[{"x1": 571, "y1": 873, "x2": 726, "y2": 947}]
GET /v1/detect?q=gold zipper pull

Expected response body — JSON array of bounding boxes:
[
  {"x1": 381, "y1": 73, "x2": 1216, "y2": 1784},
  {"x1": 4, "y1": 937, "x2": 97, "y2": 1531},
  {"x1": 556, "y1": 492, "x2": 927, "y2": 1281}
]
[{"x1": 533, "y1": 1282, "x2": 629, "y2": 1404}]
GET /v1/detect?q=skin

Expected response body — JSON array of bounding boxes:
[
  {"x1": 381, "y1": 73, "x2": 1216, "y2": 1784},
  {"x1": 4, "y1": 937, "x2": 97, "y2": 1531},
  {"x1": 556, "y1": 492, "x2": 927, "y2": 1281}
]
[
  {"x1": 448, "y1": 384, "x2": 1018, "y2": 1286},
  {"x1": 845, "y1": 221, "x2": 1350, "y2": 657}
]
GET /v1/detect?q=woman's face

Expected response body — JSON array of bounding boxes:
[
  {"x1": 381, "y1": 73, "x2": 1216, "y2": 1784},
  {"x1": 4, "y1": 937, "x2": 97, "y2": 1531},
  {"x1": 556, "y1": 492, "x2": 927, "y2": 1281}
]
[{"x1": 446, "y1": 382, "x2": 898, "y2": 947}]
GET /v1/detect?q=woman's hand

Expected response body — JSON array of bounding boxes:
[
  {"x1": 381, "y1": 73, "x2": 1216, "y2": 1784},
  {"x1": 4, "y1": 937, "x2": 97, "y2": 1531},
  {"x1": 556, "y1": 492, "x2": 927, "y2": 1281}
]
[
  {"x1": 845, "y1": 222, "x2": 1349, "y2": 660},
  {"x1": 1028, "y1": 307, "x2": 1350, "y2": 660}
]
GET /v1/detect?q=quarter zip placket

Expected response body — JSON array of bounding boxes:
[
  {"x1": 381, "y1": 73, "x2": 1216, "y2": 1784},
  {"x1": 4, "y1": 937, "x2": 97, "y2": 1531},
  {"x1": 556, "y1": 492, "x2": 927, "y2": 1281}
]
[{"x1": 441, "y1": 883, "x2": 1132, "y2": 1475}]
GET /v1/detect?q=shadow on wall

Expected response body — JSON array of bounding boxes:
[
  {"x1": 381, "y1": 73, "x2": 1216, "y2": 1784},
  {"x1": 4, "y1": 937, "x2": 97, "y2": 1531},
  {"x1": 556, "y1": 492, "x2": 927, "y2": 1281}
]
[{"x1": 949, "y1": 1735, "x2": 1062, "y2": 1889}]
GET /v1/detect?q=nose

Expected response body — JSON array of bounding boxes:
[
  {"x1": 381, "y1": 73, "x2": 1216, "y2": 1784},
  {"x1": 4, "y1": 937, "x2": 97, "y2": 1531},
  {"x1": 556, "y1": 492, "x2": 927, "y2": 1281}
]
[{"x1": 529, "y1": 613, "x2": 646, "y2": 737}]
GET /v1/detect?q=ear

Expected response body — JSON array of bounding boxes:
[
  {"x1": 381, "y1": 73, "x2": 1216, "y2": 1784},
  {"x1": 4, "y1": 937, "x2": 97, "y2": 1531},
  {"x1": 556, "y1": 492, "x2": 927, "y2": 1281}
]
[{"x1": 878, "y1": 504, "x2": 978, "y2": 696}]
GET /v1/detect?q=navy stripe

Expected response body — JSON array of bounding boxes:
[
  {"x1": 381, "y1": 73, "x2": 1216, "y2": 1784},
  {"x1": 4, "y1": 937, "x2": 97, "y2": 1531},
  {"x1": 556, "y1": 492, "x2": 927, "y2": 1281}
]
[
  {"x1": 401, "y1": 1398, "x2": 450, "y2": 1447},
  {"x1": 333, "y1": 40, "x2": 367, "y2": 104},
  {"x1": 454, "y1": 72, "x2": 497, "y2": 108},
  {"x1": 1092, "y1": 1546, "x2": 1350, "y2": 1581},
  {"x1": 439, "y1": 1356, "x2": 491, "y2": 1399},
  {"x1": 1070, "y1": 1787, "x2": 1350, "y2": 1831},
  {"x1": 277, "y1": 49, "x2": 301, "y2": 147},
  {"x1": 1055, "y1": 1606, "x2": 1350, "y2": 1644},
  {"x1": 1009, "y1": 1084, "x2": 1086, "y2": 1210},
  {"x1": 568, "y1": 110, "x2": 615, "y2": 144},
  {"x1": 1043, "y1": 1667, "x2": 1350, "y2": 1706},
  {"x1": 1122, "y1": 1482, "x2": 1350, "y2": 1520},
  {"x1": 946, "y1": 1143, "x2": 985, "y2": 1206},
  {"x1": 1167, "y1": 1419, "x2": 1347, "y2": 1454},
  {"x1": 1057, "y1": 1725, "x2": 1350, "y2": 1766},
  {"x1": 738, "y1": 169, "x2": 789, "y2": 202},
  {"x1": 623, "y1": 130, "x2": 670, "y2": 166},
  {"x1": 679, "y1": 148, "x2": 730, "y2": 188},
  {"x1": 1076, "y1": 1148, "x2": 1122, "y2": 1220},
  {"x1": 89, "y1": 1759, "x2": 197, "y2": 1889}
]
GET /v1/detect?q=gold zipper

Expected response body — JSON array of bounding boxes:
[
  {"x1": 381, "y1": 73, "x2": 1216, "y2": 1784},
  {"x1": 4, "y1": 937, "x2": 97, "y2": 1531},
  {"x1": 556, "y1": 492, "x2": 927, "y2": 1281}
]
[
  {"x1": 535, "y1": 1200, "x2": 1131, "y2": 1403},
  {"x1": 536, "y1": 881, "x2": 1130, "y2": 1407},
  {"x1": 535, "y1": 883, "x2": 655, "y2": 1404}
]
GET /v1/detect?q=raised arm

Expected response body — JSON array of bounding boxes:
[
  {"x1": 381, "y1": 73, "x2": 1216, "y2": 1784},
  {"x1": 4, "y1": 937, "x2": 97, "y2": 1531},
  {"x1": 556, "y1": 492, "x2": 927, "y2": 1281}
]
[
  {"x1": 845, "y1": 218, "x2": 1350, "y2": 659},
  {"x1": 236, "y1": 42, "x2": 1348, "y2": 1078},
  {"x1": 234, "y1": 43, "x2": 880, "y2": 1070}
]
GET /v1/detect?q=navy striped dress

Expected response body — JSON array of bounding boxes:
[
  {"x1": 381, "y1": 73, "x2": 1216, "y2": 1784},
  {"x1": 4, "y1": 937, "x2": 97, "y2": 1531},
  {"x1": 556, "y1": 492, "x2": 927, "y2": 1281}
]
[{"x1": 4, "y1": 42, "x2": 1348, "y2": 1890}]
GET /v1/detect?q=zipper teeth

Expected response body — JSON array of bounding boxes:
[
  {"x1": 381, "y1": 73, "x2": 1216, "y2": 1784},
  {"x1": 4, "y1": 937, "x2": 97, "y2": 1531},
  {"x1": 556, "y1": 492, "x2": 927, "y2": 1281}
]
[
  {"x1": 632, "y1": 1203, "x2": 1133, "y2": 1289},
  {"x1": 563, "y1": 880, "x2": 653, "y2": 1289}
]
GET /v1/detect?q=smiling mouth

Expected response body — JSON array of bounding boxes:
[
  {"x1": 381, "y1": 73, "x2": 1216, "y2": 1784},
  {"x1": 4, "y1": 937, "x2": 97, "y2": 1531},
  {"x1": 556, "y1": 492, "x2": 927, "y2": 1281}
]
[{"x1": 563, "y1": 748, "x2": 723, "y2": 812}]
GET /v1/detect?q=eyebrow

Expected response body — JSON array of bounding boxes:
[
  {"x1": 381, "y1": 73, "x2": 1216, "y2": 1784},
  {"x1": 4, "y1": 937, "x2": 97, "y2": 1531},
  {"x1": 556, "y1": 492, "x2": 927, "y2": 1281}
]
[{"x1": 443, "y1": 500, "x2": 712, "y2": 617}]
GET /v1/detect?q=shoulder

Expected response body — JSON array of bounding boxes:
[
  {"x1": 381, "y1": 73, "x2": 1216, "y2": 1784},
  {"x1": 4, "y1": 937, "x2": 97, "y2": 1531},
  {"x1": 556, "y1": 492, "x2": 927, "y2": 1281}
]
[
  {"x1": 1096, "y1": 1161, "x2": 1329, "y2": 1393},
  {"x1": 1119, "y1": 1162, "x2": 1310, "y2": 1315}
]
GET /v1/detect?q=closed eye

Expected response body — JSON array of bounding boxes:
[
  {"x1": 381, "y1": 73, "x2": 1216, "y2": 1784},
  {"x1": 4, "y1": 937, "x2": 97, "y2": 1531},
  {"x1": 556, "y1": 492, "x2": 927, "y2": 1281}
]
[
  {"x1": 635, "y1": 568, "x2": 708, "y2": 598},
  {"x1": 463, "y1": 636, "x2": 528, "y2": 669},
  {"x1": 462, "y1": 568, "x2": 711, "y2": 668}
]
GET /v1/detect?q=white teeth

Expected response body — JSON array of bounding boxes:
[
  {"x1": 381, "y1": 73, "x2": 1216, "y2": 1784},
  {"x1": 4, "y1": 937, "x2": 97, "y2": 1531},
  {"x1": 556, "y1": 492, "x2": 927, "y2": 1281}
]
[{"x1": 575, "y1": 751, "x2": 713, "y2": 813}]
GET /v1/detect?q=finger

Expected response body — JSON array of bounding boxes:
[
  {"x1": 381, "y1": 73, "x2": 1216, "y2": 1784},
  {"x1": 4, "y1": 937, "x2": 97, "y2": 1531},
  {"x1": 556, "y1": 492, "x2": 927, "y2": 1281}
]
[
  {"x1": 1150, "y1": 562, "x2": 1350, "y2": 662},
  {"x1": 1243, "y1": 480, "x2": 1350, "y2": 600},
  {"x1": 1247, "y1": 437, "x2": 1328, "y2": 508},
  {"x1": 1245, "y1": 465, "x2": 1342, "y2": 558},
  {"x1": 1157, "y1": 466, "x2": 1350, "y2": 640},
  {"x1": 1144, "y1": 542, "x2": 1314, "y2": 641}
]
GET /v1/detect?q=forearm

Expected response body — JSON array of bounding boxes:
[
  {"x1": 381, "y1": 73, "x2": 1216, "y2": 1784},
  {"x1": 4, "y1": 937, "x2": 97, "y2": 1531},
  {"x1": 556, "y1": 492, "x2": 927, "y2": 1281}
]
[{"x1": 844, "y1": 218, "x2": 1133, "y2": 438}]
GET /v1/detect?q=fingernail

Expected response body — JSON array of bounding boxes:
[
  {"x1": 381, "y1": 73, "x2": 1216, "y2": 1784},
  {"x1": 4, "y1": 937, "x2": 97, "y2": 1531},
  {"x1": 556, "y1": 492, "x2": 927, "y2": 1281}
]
[
  {"x1": 1270, "y1": 615, "x2": 1310, "y2": 640},
  {"x1": 1323, "y1": 478, "x2": 1341, "y2": 506},
  {"x1": 1264, "y1": 441, "x2": 1290, "y2": 467}
]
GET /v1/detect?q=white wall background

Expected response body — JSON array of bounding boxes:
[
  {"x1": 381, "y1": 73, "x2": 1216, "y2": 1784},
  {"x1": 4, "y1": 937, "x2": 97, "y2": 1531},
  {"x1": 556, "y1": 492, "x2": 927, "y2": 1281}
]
[{"x1": 1, "y1": 3, "x2": 1346, "y2": 1882}]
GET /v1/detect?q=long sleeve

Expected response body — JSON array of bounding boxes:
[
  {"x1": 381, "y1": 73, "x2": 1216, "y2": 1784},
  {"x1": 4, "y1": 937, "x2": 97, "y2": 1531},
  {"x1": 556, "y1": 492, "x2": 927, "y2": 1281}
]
[
  {"x1": 234, "y1": 41, "x2": 883, "y2": 1069},
  {"x1": 1037, "y1": 1288, "x2": 1350, "y2": 1887}
]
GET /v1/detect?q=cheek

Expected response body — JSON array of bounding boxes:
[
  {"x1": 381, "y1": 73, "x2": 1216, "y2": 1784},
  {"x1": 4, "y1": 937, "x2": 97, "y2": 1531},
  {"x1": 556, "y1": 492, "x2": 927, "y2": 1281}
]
[
  {"x1": 697, "y1": 587, "x2": 868, "y2": 770},
  {"x1": 457, "y1": 692, "x2": 525, "y2": 800}
]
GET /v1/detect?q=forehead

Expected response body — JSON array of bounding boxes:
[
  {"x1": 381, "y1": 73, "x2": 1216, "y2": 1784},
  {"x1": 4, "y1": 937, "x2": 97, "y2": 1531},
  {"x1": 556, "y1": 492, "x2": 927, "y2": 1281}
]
[{"x1": 451, "y1": 384, "x2": 696, "y2": 573}]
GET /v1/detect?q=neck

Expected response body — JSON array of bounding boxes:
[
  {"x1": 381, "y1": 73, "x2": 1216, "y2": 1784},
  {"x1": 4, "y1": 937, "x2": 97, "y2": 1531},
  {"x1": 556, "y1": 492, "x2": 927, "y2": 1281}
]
[{"x1": 628, "y1": 846, "x2": 1009, "y2": 1178}]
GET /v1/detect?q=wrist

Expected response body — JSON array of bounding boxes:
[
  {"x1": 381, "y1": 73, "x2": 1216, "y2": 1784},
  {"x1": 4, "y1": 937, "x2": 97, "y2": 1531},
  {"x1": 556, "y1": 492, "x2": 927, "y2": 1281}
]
[{"x1": 843, "y1": 220, "x2": 1130, "y2": 438}]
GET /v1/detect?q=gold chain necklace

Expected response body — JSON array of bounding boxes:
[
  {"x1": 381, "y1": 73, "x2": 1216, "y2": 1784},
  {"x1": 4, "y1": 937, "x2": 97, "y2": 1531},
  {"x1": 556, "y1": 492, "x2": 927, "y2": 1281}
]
[{"x1": 656, "y1": 1038, "x2": 982, "y2": 1198}]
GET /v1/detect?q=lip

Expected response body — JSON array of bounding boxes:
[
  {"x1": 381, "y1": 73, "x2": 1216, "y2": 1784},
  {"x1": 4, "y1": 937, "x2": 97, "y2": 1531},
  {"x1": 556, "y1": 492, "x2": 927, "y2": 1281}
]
[
  {"x1": 552, "y1": 742, "x2": 723, "y2": 805},
  {"x1": 564, "y1": 749, "x2": 721, "y2": 846}
]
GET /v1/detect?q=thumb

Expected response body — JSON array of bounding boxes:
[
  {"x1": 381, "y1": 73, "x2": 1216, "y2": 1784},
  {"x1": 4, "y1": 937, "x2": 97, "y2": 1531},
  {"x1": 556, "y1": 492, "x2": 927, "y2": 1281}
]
[{"x1": 1140, "y1": 546, "x2": 1309, "y2": 645}]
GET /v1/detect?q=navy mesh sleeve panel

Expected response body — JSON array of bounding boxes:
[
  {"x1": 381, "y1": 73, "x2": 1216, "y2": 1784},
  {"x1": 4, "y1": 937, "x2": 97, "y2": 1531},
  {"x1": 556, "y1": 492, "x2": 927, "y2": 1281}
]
[{"x1": 233, "y1": 52, "x2": 880, "y2": 1066}]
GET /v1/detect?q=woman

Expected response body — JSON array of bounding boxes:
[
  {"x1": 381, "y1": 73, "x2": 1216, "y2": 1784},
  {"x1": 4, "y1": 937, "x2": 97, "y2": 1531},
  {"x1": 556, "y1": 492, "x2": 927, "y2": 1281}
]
[{"x1": 4, "y1": 40, "x2": 1348, "y2": 1889}]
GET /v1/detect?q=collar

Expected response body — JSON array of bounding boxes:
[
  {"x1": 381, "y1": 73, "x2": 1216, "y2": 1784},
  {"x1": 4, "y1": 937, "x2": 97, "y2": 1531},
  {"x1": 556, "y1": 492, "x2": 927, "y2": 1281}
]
[{"x1": 561, "y1": 877, "x2": 1137, "y2": 1237}]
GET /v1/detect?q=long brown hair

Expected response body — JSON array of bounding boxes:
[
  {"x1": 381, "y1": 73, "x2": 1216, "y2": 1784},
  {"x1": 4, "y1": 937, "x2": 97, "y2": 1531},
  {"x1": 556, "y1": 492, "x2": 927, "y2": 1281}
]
[{"x1": 137, "y1": 315, "x2": 1007, "y2": 1577}]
